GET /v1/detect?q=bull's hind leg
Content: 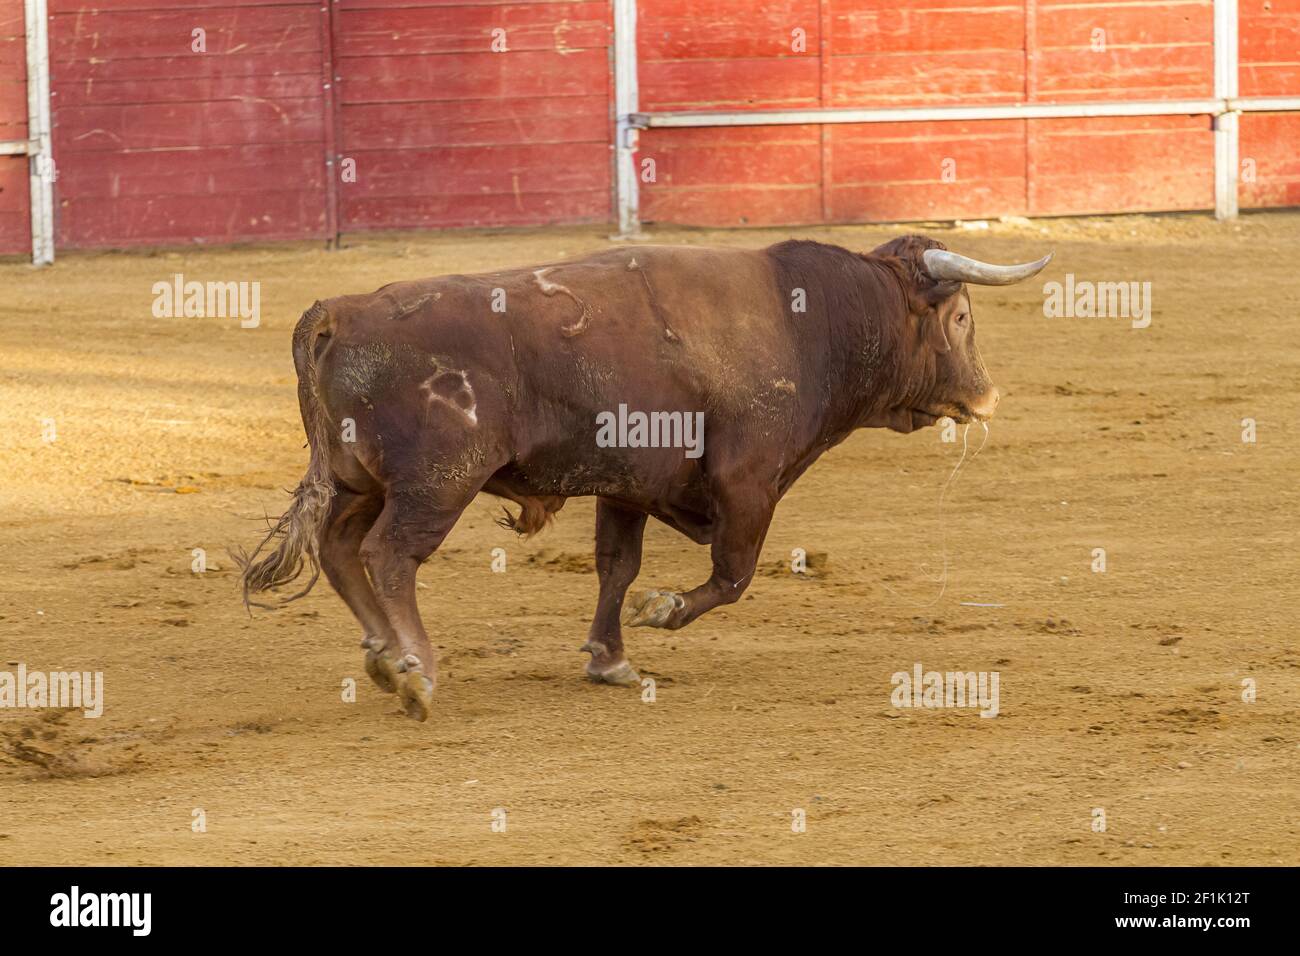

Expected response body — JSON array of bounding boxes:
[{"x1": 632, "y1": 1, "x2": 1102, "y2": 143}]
[
  {"x1": 581, "y1": 498, "x2": 648, "y2": 687},
  {"x1": 360, "y1": 481, "x2": 482, "y2": 721},
  {"x1": 317, "y1": 488, "x2": 403, "y2": 693},
  {"x1": 624, "y1": 480, "x2": 775, "y2": 631}
]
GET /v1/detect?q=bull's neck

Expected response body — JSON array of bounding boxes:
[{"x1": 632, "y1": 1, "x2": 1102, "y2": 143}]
[{"x1": 810, "y1": 261, "x2": 911, "y2": 441}]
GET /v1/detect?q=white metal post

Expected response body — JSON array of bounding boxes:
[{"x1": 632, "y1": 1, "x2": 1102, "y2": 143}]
[
  {"x1": 613, "y1": 0, "x2": 640, "y2": 237},
  {"x1": 25, "y1": 0, "x2": 53, "y2": 265},
  {"x1": 1213, "y1": 0, "x2": 1239, "y2": 220}
]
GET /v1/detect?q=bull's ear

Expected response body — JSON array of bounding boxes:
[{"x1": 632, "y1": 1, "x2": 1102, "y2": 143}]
[
  {"x1": 912, "y1": 280, "x2": 958, "y2": 353},
  {"x1": 924, "y1": 313, "x2": 950, "y2": 354}
]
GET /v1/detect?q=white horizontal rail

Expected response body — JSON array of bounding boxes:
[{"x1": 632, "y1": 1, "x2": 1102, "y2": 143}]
[
  {"x1": 0, "y1": 139, "x2": 36, "y2": 156},
  {"x1": 630, "y1": 95, "x2": 1300, "y2": 129},
  {"x1": 1230, "y1": 95, "x2": 1300, "y2": 112}
]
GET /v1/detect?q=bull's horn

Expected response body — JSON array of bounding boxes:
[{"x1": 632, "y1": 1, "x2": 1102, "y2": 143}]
[{"x1": 922, "y1": 249, "x2": 1053, "y2": 286}]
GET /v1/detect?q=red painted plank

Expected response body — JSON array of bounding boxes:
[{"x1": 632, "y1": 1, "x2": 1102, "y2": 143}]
[
  {"x1": 340, "y1": 95, "x2": 608, "y2": 148},
  {"x1": 339, "y1": 141, "x2": 608, "y2": 197},
  {"x1": 0, "y1": 0, "x2": 26, "y2": 255},
  {"x1": 339, "y1": 48, "x2": 607, "y2": 102},
  {"x1": 1028, "y1": 115, "x2": 1213, "y2": 215},
  {"x1": 829, "y1": 178, "x2": 1028, "y2": 223},
  {"x1": 0, "y1": 36, "x2": 25, "y2": 76},
  {"x1": 54, "y1": 72, "x2": 321, "y2": 107},
  {"x1": 1240, "y1": 112, "x2": 1300, "y2": 207},
  {"x1": 0, "y1": 79, "x2": 24, "y2": 135},
  {"x1": 49, "y1": 7, "x2": 321, "y2": 62},
  {"x1": 1036, "y1": 2, "x2": 1211, "y2": 49},
  {"x1": 344, "y1": 190, "x2": 609, "y2": 230},
  {"x1": 828, "y1": 51, "x2": 1026, "y2": 106},
  {"x1": 0, "y1": 1, "x2": 22, "y2": 34},
  {"x1": 49, "y1": 0, "x2": 295, "y2": 10},
  {"x1": 52, "y1": 52, "x2": 321, "y2": 83},
  {"x1": 1032, "y1": 46, "x2": 1213, "y2": 100},
  {"x1": 829, "y1": 4, "x2": 1025, "y2": 56},
  {"x1": 639, "y1": 139, "x2": 820, "y2": 188},
  {"x1": 0, "y1": 0, "x2": 24, "y2": 145},
  {"x1": 638, "y1": 0, "x2": 818, "y2": 60},
  {"x1": 341, "y1": 0, "x2": 601, "y2": 8},
  {"x1": 55, "y1": 98, "x2": 325, "y2": 152},
  {"x1": 1240, "y1": 0, "x2": 1300, "y2": 96},
  {"x1": 57, "y1": 191, "x2": 330, "y2": 249},
  {"x1": 0, "y1": 151, "x2": 25, "y2": 211},
  {"x1": 636, "y1": 126, "x2": 821, "y2": 219},
  {"x1": 829, "y1": 120, "x2": 1024, "y2": 185},
  {"x1": 336, "y1": 3, "x2": 608, "y2": 56},
  {"x1": 54, "y1": 144, "x2": 326, "y2": 199},
  {"x1": 641, "y1": 184, "x2": 823, "y2": 227},
  {"x1": 639, "y1": 56, "x2": 820, "y2": 110}
]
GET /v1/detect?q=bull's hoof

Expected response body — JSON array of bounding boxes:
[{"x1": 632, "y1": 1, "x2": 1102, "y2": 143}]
[
  {"x1": 623, "y1": 589, "x2": 684, "y2": 628},
  {"x1": 364, "y1": 649, "x2": 400, "y2": 693},
  {"x1": 360, "y1": 637, "x2": 400, "y2": 694},
  {"x1": 585, "y1": 658, "x2": 641, "y2": 687},
  {"x1": 396, "y1": 655, "x2": 435, "y2": 721}
]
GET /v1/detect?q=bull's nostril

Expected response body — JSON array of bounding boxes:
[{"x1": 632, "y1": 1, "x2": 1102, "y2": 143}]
[{"x1": 970, "y1": 387, "x2": 1000, "y2": 419}]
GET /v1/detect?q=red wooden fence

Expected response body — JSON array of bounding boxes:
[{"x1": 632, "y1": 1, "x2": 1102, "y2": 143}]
[
  {"x1": 637, "y1": 0, "x2": 1218, "y2": 225},
  {"x1": 0, "y1": 0, "x2": 28, "y2": 250},
  {"x1": 334, "y1": 0, "x2": 612, "y2": 231},
  {"x1": 0, "y1": 0, "x2": 1296, "y2": 255}
]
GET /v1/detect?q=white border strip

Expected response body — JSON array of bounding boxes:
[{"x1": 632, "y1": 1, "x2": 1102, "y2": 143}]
[
  {"x1": 1214, "y1": 0, "x2": 1240, "y2": 220},
  {"x1": 24, "y1": 0, "x2": 53, "y2": 265},
  {"x1": 613, "y1": 0, "x2": 639, "y2": 237}
]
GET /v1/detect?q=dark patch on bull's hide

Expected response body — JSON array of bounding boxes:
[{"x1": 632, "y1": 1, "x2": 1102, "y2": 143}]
[{"x1": 766, "y1": 239, "x2": 893, "y2": 401}]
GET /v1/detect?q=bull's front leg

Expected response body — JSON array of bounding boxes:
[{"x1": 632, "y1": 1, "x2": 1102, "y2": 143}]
[
  {"x1": 582, "y1": 498, "x2": 648, "y2": 686},
  {"x1": 624, "y1": 482, "x2": 775, "y2": 631}
]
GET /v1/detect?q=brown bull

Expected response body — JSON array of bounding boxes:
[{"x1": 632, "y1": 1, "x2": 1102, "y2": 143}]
[{"x1": 237, "y1": 235, "x2": 1050, "y2": 721}]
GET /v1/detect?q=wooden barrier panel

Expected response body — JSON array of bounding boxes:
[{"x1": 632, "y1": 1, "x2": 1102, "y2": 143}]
[
  {"x1": 637, "y1": 0, "x2": 1234, "y2": 226},
  {"x1": 1238, "y1": 0, "x2": 1300, "y2": 207},
  {"x1": 334, "y1": 0, "x2": 612, "y2": 231},
  {"x1": 0, "y1": 0, "x2": 1293, "y2": 252},
  {"x1": 46, "y1": 0, "x2": 331, "y2": 249},
  {"x1": 0, "y1": 0, "x2": 28, "y2": 254}
]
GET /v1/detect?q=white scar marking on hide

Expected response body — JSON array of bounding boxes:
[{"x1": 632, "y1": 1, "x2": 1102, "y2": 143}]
[
  {"x1": 420, "y1": 370, "x2": 478, "y2": 426},
  {"x1": 880, "y1": 421, "x2": 988, "y2": 609},
  {"x1": 387, "y1": 291, "x2": 439, "y2": 319},
  {"x1": 533, "y1": 267, "x2": 591, "y2": 337}
]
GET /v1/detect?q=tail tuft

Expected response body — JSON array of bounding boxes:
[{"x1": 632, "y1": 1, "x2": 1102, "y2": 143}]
[
  {"x1": 234, "y1": 301, "x2": 336, "y2": 610},
  {"x1": 494, "y1": 499, "x2": 556, "y2": 538},
  {"x1": 233, "y1": 477, "x2": 334, "y2": 609}
]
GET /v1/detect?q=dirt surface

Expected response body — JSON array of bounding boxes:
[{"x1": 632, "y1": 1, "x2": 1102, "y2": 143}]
[{"x1": 1, "y1": 212, "x2": 1297, "y2": 865}]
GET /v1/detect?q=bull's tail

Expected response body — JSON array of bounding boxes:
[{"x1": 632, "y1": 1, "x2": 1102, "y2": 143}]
[{"x1": 234, "y1": 301, "x2": 337, "y2": 609}]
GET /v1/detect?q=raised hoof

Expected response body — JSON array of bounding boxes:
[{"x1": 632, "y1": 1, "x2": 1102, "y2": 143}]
[
  {"x1": 364, "y1": 648, "x2": 399, "y2": 694},
  {"x1": 397, "y1": 656, "x2": 435, "y2": 721},
  {"x1": 622, "y1": 589, "x2": 685, "y2": 628},
  {"x1": 364, "y1": 642, "x2": 403, "y2": 697},
  {"x1": 586, "y1": 658, "x2": 641, "y2": 687}
]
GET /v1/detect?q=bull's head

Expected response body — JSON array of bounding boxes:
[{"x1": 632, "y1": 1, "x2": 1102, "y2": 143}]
[{"x1": 869, "y1": 235, "x2": 1052, "y2": 433}]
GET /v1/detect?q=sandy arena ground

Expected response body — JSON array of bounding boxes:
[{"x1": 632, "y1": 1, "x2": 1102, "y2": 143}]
[{"x1": 0, "y1": 213, "x2": 1297, "y2": 865}]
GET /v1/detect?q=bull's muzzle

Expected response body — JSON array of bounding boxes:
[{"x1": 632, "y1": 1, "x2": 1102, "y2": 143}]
[{"x1": 969, "y1": 387, "x2": 1001, "y2": 421}]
